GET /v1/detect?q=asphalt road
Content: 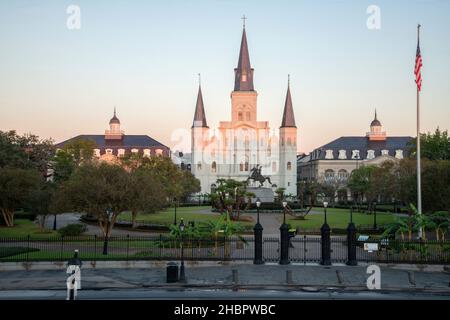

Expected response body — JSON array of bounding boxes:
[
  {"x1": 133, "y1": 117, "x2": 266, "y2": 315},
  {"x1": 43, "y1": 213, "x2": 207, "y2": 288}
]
[{"x1": 1, "y1": 288, "x2": 450, "y2": 300}]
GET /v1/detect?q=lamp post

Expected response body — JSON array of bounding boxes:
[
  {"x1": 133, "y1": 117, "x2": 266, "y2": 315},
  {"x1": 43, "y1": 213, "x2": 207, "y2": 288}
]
[
  {"x1": 253, "y1": 198, "x2": 263, "y2": 264},
  {"x1": 173, "y1": 197, "x2": 178, "y2": 225},
  {"x1": 279, "y1": 200, "x2": 290, "y2": 265},
  {"x1": 179, "y1": 218, "x2": 186, "y2": 282},
  {"x1": 53, "y1": 214, "x2": 57, "y2": 231},
  {"x1": 320, "y1": 201, "x2": 331, "y2": 265},
  {"x1": 103, "y1": 208, "x2": 113, "y2": 255},
  {"x1": 346, "y1": 207, "x2": 357, "y2": 266},
  {"x1": 373, "y1": 201, "x2": 377, "y2": 230}
]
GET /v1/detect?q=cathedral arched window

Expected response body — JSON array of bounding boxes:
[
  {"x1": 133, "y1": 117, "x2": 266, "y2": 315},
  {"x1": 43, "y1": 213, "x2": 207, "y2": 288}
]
[
  {"x1": 211, "y1": 161, "x2": 217, "y2": 173},
  {"x1": 287, "y1": 162, "x2": 292, "y2": 171},
  {"x1": 338, "y1": 169, "x2": 349, "y2": 180},
  {"x1": 238, "y1": 112, "x2": 243, "y2": 121},
  {"x1": 244, "y1": 162, "x2": 249, "y2": 171},
  {"x1": 240, "y1": 162, "x2": 244, "y2": 172},
  {"x1": 324, "y1": 169, "x2": 335, "y2": 180}
]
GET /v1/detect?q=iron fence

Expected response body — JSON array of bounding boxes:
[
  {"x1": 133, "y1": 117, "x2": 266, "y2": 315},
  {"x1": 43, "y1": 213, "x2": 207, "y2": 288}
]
[{"x1": 0, "y1": 235, "x2": 449, "y2": 264}]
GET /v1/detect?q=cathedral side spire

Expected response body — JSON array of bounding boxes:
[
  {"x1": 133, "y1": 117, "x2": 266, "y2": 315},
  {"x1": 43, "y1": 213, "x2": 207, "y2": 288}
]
[
  {"x1": 281, "y1": 75, "x2": 296, "y2": 128},
  {"x1": 234, "y1": 17, "x2": 254, "y2": 91},
  {"x1": 192, "y1": 78, "x2": 208, "y2": 128}
]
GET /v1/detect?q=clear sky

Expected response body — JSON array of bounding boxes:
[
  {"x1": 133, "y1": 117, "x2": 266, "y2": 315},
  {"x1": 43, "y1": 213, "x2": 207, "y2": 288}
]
[{"x1": 0, "y1": 0, "x2": 449, "y2": 153}]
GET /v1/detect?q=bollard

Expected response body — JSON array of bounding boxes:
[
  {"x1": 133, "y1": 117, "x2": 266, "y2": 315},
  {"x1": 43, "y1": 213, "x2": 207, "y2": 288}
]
[
  {"x1": 286, "y1": 270, "x2": 293, "y2": 284},
  {"x1": 66, "y1": 250, "x2": 82, "y2": 300},
  {"x1": 232, "y1": 269, "x2": 239, "y2": 284},
  {"x1": 408, "y1": 271, "x2": 416, "y2": 286}
]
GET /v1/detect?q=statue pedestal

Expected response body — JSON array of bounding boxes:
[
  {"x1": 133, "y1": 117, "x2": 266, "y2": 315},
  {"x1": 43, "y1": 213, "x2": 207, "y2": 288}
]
[{"x1": 247, "y1": 187, "x2": 275, "y2": 203}]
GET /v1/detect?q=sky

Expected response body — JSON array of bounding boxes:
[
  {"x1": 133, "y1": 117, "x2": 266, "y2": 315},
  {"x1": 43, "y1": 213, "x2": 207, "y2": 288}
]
[{"x1": 0, "y1": 0, "x2": 449, "y2": 154}]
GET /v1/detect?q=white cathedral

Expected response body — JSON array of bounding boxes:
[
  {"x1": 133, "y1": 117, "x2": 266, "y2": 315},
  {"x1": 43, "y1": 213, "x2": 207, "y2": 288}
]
[{"x1": 186, "y1": 23, "x2": 298, "y2": 196}]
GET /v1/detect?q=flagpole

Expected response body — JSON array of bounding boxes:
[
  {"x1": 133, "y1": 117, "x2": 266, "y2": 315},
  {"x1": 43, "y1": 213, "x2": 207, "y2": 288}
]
[{"x1": 416, "y1": 24, "x2": 423, "y2": 240}]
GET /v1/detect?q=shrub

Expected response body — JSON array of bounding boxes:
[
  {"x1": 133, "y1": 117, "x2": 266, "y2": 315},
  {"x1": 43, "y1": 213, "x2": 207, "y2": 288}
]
[{"x1": 58, "y1": 223, "x2": 87, "y2": 237}]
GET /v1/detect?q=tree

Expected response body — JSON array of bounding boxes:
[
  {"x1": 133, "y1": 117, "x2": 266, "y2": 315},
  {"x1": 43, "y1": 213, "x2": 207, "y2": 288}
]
[
  {"x1": 59, "y1": 138, "x2": 96, "y2": 166},
  {"x1": 0, "y1": 130, "x2": 55, "y2": 176},
  {"x1": 347, "y1": 165, "x2": 376, "y2": 208},
  {"x1": 178, "y1": 170, "x2": 201, "y2": 202},
  {"x1": 274, "y1": 187, "x2": 286, "y2": 203},
  {"x1": 54, "y1": 163, "x2": 132, "y2": 254},
  {"x1": 128, "y1": 167, "x2": 166, "y2": 228},
  {"x1": 0, "y1": 168, "x2": 42, "y2": 227},
  {"x1": 210, "y1": 179, "x2": 247, "y2": 220},
  {"x1": 409, "y1": 127, "x2": 450, "y2": 160},
  {"x1": 52, "y1": 149, "x2": 77, "y2": 184},
  {"x1": 27, "y1": 181, "x2": 57, "y2": 232}
]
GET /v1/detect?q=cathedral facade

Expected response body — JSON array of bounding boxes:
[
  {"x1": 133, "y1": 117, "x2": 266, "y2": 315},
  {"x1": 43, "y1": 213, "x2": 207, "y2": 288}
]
[{"x1": 190, "y1": 25, "x2": 298, "y2": 196}]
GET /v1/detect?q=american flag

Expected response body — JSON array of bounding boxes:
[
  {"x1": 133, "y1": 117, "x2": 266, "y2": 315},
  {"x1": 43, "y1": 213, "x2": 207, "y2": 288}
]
[{"x1": 415, "y1": 36, "x2": 423, "y2": 91}]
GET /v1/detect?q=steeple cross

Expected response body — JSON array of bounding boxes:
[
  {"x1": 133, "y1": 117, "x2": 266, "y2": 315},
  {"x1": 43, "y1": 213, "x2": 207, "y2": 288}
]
[{"x1": 241, "y1": 15, "x2": 247, "y2": 28}]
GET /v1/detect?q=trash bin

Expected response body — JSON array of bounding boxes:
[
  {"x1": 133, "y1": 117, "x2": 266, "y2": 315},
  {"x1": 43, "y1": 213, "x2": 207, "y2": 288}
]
[{"x1": 166, "y1": 262, "x2": 179, "y2": 283}]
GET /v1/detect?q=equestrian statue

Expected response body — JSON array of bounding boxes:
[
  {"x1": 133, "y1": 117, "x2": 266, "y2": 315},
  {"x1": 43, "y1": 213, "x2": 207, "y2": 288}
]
[{"x1": 246, "y1": 165, "x2": 273, "y2": 187}]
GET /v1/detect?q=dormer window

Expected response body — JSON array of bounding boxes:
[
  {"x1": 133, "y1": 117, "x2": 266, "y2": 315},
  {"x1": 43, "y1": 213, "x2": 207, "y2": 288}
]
[
  {"x1": 338, "y1": 150, "x2": 347, "y2": 159},
  {"x1": 352, "y1": 150, "x2": 360, "y2": 159},
  {"x1": 367, "y1": 150, "x2": 375, "y2": 160},
  {"x1": 395, "y1": 150, "x2": 403, "y2": 159},
  {"x1": 325, "y1": 150, "x2": 334, "y2": 159},
  {"x1": 381, "y1": 149, "x2": 389, "y2": 156}
]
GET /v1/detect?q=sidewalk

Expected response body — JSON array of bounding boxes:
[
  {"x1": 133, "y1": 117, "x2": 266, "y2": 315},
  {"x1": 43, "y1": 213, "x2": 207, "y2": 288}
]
[{"x1": 1, "y1": 264, "x2": 449, "y2": 293}]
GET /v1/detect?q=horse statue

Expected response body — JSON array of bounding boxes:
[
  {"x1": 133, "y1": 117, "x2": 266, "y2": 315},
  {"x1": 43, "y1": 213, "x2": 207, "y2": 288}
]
[{"x1": 247, "y1": 165, "x2": 273, "y2": 187}]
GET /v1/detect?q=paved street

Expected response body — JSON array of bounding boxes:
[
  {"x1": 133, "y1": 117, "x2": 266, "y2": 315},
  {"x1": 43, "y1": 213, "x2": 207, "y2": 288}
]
[{"x1": 0, "y1": 264, "x2": 449, "y2": 299}]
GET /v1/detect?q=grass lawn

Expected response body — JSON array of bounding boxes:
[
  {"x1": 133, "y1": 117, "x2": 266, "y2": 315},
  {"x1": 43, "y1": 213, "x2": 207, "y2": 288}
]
[
  {"x1": 287, "y1": 207, "x2": 396, "y2": 230},
  {"x1": 0, "y1": 219, "x2": 58, "y2": 238},
  {"x1": 119, "y1": 206, "x2": 254, "y2": 227}
]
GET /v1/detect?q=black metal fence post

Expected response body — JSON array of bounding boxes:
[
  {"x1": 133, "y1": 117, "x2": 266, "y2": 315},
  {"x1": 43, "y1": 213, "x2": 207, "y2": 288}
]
[
  {"x1": 253, "y1": 221, "x2": 264, "y2": 265},
  {"x1": 346, "y1": 209, "x2": 357, "y2": 266},
  {"x1": 279, "y1": 224, "x2": 290, "y2": 265},
  {"x1": 320, "y1": 224, "x2": 331, "y2": 266}
]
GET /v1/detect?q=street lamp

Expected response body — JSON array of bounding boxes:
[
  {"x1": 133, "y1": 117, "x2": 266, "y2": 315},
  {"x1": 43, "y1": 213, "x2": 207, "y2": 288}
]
[
  {"x1": 53, "y1": 213, "x2": 57, "y2": 231},
  {"x1": 173, "y1": 197, "x2": 178, "y2": 225},
  {"x1": 279, "y1": 199, "x2": 290, "y2": 265},
  {"x1": 282, "y1": 200, "x2": 288, "y2": 224},
  {"x1": 253, "y1": 198, "x2": 264, "y2": 264},
  {"x1": 103, "y1": 208, "x2": 113, "y2": 255},
  {"x1": 179, "y1": 218, "x2": 186, "y2": 282},
  {"x1": 256, "y1": 198, "x2": 262, "y2": 223},
  {"x1": 320, "y1": 201, "x2": 331, "y2": 265},
  {"x1": 323, "y1": 201, "x2": 328, "y2": 224}
]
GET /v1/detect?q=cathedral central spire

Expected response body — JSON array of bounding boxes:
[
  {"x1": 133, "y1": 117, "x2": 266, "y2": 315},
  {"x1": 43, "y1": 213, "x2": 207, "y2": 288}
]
[{"x1": 234, "y1": 18, "x2": 254, "y2": 91}]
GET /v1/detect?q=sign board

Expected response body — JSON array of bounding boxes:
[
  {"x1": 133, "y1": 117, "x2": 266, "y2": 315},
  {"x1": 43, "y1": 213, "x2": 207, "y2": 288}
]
[
  {"x1": 364, "y1": 243, "x2": 379, "y2": 252},
  {"x1": 358, "y1": 235, "x2": 370, "y2": 241}
]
